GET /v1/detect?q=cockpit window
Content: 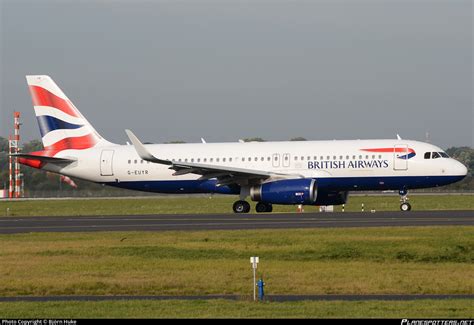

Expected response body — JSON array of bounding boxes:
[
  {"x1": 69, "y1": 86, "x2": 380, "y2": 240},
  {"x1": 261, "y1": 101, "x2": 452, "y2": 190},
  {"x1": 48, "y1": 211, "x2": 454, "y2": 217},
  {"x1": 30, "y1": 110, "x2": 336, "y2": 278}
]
[
  {"x1": 439, "y1": 152, "x2": 449, "y2": 158},
  {"x1": 424, "y1": 152, "x2": 431, "y2": 159},
  {"x1": 432, "y1": 152, "x2": 441, "y2": 159}
]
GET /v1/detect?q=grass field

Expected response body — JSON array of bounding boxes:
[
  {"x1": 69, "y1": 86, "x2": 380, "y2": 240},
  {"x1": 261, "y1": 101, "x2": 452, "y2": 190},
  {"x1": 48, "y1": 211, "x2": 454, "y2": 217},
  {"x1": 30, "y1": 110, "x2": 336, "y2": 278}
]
[
  {"x1": 1, "y1": 227, "x2": 472, "y2": 297},
  {"x1": 0, "y1": 226, "x2": 473, "y2": 318},
  {"x1": 1, "y1": 299, "x2": 472, "y2": 318},
  {"x1": 1, "y1": 194, "x2": 473, "y2": 217}
]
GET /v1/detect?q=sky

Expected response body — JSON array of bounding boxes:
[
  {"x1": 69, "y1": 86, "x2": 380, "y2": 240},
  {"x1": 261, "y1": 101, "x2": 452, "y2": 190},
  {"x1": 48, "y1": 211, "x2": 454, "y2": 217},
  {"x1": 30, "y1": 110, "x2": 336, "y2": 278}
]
[{"x1": 0, "y1": 0, "x2": 472, "y2": 149}]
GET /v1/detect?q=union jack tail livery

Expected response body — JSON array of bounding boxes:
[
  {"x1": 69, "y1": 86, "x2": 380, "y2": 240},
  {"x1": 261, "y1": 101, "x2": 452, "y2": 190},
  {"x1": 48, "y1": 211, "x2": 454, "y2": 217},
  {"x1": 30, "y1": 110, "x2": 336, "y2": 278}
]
[{"x1": 26, "y1": 75, "x2": 112, "y2": 156}]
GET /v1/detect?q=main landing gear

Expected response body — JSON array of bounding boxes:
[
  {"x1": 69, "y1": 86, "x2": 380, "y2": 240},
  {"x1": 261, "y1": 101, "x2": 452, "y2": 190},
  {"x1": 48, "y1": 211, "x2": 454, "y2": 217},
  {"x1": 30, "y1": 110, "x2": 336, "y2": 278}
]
[
  {"x1": 233, "y1": 200, "x2": 250, "y2": 213},
  {"x1": 399, "y1": 188, "x2": 411, "y2": 211},
  {"x1": 256, "y1": 202, "x2": 273, "y2": 213},
  {"x1": 232, "y1": 200, "x2": 273, "y2": 213}
]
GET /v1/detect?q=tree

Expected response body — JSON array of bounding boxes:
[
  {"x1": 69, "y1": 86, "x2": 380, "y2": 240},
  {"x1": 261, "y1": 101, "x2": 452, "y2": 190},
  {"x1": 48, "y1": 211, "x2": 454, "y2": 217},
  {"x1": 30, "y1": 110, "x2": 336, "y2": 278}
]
[
  {"x1": 290, "y1": 137, "x2": 307, "y2": 141},
  {"x1": 243, "y1": 137, "x2": 265, "y2": 142},
  {"x1": 164, "y1": 140, "x2": 186, "y2": 144}
]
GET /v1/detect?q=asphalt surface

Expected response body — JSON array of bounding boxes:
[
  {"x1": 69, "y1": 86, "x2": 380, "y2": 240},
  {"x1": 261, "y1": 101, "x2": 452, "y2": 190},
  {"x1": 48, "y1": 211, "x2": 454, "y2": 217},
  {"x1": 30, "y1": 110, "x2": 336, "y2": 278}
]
[
  {"x1": 0, "y1": 294, "x2": 472, "y2": 302},
  {"x1": 0, "y1": 210, "x2": 473, "y2": 234}
]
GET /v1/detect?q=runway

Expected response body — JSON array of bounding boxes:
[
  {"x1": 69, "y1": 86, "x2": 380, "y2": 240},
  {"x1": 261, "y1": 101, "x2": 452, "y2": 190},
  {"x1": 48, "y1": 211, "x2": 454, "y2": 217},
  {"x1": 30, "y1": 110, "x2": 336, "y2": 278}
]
[{"x1": 0, "y1": 210, "x2": 473, "y2": 234}]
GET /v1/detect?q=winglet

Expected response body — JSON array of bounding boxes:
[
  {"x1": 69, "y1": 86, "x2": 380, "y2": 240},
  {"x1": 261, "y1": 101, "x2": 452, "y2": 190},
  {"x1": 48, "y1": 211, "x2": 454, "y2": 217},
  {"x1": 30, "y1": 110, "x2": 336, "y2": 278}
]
[
  {"x1": 396, "y1": 134, "x2": 402, "y2": 140},
  {"x1": 125, "y1": 129, "x2": 171, "y2": 165}
]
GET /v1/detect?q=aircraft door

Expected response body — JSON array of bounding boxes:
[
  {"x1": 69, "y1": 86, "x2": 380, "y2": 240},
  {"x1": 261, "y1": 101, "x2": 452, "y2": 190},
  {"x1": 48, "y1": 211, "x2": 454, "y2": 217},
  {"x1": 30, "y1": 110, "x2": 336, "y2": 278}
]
[
  {"x1": 393, "y1": 144, "x2": 408, "y2": 171},
  {"x1": 100, "y1": 150, "x2": 115, "y2": 176},
  {"x1": 272, "y1": 153, "x2": 280, "y2": 168}
]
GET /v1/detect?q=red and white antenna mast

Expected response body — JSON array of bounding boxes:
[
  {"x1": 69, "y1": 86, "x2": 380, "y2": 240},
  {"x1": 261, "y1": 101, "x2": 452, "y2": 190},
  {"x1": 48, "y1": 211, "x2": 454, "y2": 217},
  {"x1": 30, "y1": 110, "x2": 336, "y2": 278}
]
[
  {"x1": 8, "y1": 112, "x2": 22, "y2": 198},
  {"x1": 8, "y1": 135, "x2": 13, "y2": 198},
  {"x1": 14, "y1": 112, "x2": 21, "y2": 198}
]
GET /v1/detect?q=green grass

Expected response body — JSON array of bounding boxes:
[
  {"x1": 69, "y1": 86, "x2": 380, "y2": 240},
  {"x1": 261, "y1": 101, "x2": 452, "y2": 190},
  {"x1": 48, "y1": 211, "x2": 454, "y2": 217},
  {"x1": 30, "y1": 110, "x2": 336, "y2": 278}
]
[
  {"x1": 0, "y1": 195, "x2": 473, "y2": 217},
  {"x1": 1, "y1": 299, "x2": 472, "y2": 318},
  {"x1": 0, "y1": 227, "x2": 472, "y2": 297}
]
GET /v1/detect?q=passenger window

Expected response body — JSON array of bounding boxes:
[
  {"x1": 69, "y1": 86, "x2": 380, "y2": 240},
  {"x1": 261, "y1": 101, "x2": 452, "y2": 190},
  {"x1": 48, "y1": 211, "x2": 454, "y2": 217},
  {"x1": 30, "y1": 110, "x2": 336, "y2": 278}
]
[
  {"x1": 134, "y1": 159, "x2": 137, "y2": 164},
  {"x1": 229, "y1": 158, "x2": 233, "y2": 162},
  {"x1": 339, "y1": 156, "x2": 343, "y2": 160},
  {"x1": 203, "y1": 158, "x2": 206, "y2": 162},
  {"x1": 346, "y1": 156, "x2": 349, "y2": 160},
  {"x1": 248, "y1": 157, "x2": 251, "y2": 161},
  {"x1": 210, "y1": 158, "x2": 213, "y2": 162},
  {"x1": 320, "y1": 156, "x2": 324, "y2": 160},
  {"x1": 424, "y1": 152, "x2": 430, "y2": 159},
  {"x1": 267, "y1": 157, "x2": 271, "y2": 161},
  {"x1": 128, "y1": 160, "x2": 131, "y2": 164},
  {"x1": 223, "y1": 158, "x2": 226, "y2": 162},
  {"x1": 294, "y1": 156, "x2": 298, "y2": 161},
  {"x1": 432, "y1": 152, "x2": 441, "y2": 159}
]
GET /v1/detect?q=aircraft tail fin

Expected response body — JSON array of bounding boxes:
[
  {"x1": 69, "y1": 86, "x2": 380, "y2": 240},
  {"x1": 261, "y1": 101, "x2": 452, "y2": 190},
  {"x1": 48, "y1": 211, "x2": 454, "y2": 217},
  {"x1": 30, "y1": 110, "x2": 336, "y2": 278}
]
[{"x1": 26, "y1": 75, "x2": 113, "y2": 156}]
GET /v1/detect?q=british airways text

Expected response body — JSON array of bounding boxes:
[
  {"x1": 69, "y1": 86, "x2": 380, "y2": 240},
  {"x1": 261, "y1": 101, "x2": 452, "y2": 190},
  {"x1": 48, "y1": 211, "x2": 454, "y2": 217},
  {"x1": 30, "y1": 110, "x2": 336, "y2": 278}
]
[{"x1": 308, "y1": 160, "x2": 389, "y2": 169}]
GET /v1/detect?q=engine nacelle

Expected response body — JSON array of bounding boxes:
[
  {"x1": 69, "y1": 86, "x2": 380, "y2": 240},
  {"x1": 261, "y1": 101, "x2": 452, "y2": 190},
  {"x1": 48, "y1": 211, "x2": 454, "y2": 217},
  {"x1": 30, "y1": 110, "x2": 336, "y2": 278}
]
[
  {"x1": 250, "y1": 178, "x2": 317, "y2": 205},
  {"x1": 315, "y1": 190, "x2": 349, "y2": 206}
]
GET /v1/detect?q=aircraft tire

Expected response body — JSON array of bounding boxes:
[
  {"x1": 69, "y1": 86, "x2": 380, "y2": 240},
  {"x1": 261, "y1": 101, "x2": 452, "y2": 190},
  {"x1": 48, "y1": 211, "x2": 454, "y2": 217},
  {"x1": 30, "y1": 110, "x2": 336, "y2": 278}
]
[
  {"x1": 233, "y1": 200, "x2": 251, "y2": 213},
  {"x1": 400, "y1": 202, "x2": 411, "y2": 211},
  {"x1": 256, "y1": 202, "x2": 273, "y2": 213}
]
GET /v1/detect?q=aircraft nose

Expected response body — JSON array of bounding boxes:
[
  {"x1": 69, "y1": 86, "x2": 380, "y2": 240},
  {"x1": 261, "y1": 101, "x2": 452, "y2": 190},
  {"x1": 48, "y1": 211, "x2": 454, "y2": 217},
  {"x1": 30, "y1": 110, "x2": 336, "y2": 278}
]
[{"x1": 452, "y1": 160, "x2": 468, "y2": 177}]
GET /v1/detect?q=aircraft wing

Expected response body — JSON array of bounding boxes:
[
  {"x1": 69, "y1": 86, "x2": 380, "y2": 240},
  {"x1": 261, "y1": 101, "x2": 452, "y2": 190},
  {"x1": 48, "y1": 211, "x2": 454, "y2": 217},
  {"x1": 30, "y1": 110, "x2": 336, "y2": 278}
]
[{"x1": 125, "y1": 129, "x2": 302, "y2": 186}]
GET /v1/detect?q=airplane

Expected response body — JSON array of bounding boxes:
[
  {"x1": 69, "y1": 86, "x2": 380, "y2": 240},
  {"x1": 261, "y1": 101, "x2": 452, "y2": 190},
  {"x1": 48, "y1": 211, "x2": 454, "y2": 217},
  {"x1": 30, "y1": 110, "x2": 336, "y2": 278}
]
[{"x1": 15, "y1": 75, "x2": 468, "y2": 213}]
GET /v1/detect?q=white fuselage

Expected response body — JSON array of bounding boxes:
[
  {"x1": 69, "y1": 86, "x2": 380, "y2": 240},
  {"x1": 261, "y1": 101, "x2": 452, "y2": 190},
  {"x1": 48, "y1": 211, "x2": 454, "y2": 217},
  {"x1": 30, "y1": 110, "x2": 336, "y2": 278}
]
[{"x1": 48, "y1": 139, "x2": 467, "y2": 195}]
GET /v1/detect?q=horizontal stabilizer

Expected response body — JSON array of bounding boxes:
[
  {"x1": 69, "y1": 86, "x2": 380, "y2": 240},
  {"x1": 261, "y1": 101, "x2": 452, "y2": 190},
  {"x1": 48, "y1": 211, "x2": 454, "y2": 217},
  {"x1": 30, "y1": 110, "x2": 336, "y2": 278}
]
[{"x1": 10, "y1": 153, "x2": 76, "y2": 164}]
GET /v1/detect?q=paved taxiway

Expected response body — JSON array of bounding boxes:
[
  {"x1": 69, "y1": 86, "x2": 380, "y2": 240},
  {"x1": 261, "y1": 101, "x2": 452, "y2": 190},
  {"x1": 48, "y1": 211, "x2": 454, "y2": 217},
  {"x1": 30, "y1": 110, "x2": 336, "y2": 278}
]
[{"x1": 0, "y1": 210, "x2": 472, "y2": 234}]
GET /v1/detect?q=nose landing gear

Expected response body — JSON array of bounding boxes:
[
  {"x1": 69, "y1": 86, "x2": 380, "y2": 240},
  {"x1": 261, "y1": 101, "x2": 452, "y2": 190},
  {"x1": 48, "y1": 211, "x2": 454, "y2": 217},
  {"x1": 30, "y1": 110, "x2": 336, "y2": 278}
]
[{"x1": 399, "y1": 188, "x2": 411, "y2": 211}]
